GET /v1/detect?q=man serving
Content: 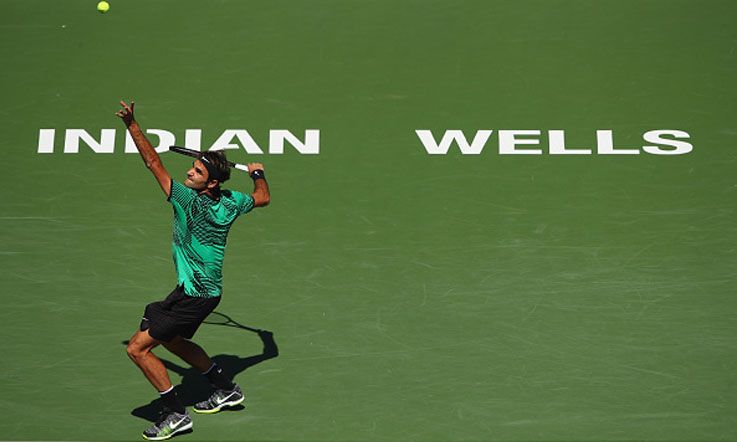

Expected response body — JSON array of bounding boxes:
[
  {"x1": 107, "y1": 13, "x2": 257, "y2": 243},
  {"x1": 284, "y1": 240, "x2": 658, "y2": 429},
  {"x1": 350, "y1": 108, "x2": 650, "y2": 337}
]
[{"x1": 117, "y1": 100, "x2": 270, "y2": 440}]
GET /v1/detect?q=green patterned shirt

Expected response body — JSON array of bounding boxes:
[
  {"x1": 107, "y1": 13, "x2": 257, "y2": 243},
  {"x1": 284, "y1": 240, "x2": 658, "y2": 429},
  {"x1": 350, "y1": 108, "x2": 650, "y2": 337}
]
[{"x1": 168, "y1": 180, "x2": 255, "y2": 297}]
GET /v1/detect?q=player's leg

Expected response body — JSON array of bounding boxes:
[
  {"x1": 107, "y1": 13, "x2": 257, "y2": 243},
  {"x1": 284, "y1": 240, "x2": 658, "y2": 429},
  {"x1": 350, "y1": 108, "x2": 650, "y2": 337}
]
[
  {"x1": 163, "y1": 337, "x2": 236, "y2": 388},
  {"x1": 127, "y1": 331, "x2": 192, "y2": 440},
  {"x1": 129, "y1": 308, "x2": 195, "y2": 441},
  {"x1": 162, "y1": 336, "x2": 212, "y2": 372},
  {"x1": 164, "y1": 335, "x2": 245, "y2": 414},
  {"x1": 126, "y1": 329, "x2": 171, "y2": 391}
]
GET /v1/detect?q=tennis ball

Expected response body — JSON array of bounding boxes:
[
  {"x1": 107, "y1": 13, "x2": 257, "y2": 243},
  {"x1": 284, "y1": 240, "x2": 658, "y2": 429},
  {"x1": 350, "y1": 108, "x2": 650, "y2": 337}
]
[{"x1": 97, "y1": 1, "x2": 110, "y2": 13}]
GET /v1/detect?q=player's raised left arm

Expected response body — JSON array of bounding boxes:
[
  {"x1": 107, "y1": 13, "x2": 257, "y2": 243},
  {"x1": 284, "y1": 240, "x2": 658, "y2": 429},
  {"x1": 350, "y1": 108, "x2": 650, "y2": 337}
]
[
  {"x1": 247, "y1": 163, "x2": 270, "y2": 208},
  {"x1": 115, "y1": 100, "x2": 172, "y2": 197}
]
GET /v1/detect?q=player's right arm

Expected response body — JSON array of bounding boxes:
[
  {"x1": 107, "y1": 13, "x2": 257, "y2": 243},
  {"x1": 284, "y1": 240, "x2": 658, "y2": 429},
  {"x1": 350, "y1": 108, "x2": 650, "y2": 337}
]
[{"x1": 116, "y1": 100, "x2": 172, "y2": 197}]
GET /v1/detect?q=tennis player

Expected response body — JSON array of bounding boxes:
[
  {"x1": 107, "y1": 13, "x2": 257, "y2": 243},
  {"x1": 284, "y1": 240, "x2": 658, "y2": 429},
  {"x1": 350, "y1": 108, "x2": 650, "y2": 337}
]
[{"x1": 116, "y1": 100, "x2": 270, "y2": 440}]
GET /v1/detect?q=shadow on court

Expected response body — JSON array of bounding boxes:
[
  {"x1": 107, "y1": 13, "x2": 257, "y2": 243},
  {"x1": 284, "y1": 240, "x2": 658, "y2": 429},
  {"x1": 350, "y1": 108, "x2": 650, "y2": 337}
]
[{"x1": 123, "y1": 312, "x2": 279, "y2": 422}]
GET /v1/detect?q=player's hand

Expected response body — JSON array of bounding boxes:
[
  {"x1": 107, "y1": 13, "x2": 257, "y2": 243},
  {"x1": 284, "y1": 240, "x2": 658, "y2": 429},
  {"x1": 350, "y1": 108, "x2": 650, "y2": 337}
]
[
  {"x1": 115, "y1": 100, "x2": 136, "y2": 126},
  {"x1": 247, "y1": 163, "x2": 265, "y2": 173}
]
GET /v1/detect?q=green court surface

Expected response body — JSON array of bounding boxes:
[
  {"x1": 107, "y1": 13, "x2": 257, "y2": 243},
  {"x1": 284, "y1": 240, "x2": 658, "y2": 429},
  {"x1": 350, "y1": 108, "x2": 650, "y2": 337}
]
[{"x1": 1, "y1": 0, "x2": 736, "y2": 440}]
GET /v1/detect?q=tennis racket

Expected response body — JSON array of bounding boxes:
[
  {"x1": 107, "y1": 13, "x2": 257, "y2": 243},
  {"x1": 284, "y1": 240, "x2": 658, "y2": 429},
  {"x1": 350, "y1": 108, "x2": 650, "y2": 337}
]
[
  {"x1": 204, "y1": 311, "x2": 263, "y2": 333},
  {"x1": 169, "y1": 146, "x2": 250, "y2": 173}
]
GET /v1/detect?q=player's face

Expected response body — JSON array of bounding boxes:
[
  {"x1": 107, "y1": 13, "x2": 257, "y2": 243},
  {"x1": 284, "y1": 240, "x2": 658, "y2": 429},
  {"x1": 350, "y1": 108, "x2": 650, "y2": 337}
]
[{"x1": 184, "y1": 160, "x2": 209, "y2": 190}]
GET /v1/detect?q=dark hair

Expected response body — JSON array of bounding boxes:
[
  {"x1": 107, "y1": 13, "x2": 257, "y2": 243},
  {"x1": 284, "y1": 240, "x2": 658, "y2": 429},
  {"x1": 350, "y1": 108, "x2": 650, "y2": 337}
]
[{"x1": 201, "y1": 151, "x2": 231, "y2": 183}]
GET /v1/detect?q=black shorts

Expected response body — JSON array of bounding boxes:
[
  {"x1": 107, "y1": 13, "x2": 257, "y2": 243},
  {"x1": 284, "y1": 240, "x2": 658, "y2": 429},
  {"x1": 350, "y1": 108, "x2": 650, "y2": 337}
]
[{"x1": 140, "y1": 285, "x2": 221, "y2": 342}]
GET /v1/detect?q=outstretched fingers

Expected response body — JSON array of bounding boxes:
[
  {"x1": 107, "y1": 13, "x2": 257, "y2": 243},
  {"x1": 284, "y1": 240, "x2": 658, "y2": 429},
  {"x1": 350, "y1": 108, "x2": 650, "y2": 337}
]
[
  {"x1": 118, "y1": 99, "x2": 133, "y2": 112},
  {"x1": 116, "y1": 99, "x2": 135, "y2": 122}
]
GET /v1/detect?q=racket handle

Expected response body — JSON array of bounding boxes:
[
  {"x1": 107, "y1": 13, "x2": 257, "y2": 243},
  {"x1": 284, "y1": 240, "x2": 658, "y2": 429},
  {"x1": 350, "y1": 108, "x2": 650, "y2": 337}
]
[{"x1": 233, "y1": 163, "x2": 250, "y2": 173}]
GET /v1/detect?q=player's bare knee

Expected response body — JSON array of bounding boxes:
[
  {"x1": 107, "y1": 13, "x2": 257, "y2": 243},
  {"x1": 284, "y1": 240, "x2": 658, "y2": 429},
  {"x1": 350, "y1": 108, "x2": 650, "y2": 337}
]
[
  {"x1": 126, "y1": 336, "x2": 150, "y2": 361},
  {"x1": 126, "y1": 342, "x2": 141, "y2": 361}
]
